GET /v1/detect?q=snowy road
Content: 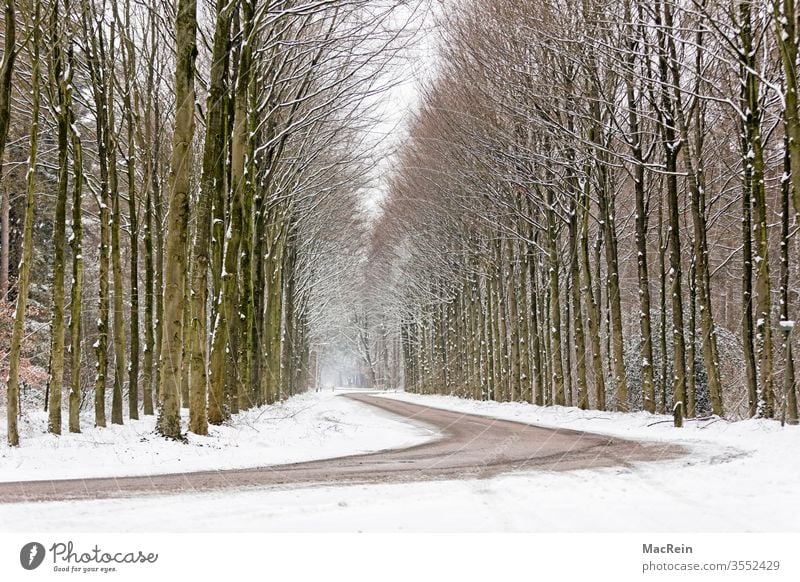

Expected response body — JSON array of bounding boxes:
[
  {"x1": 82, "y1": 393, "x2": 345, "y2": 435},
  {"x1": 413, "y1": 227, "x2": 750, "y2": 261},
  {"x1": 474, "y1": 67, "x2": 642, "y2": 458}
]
[
  {"x1": 2, "y1": 393, "x2": 798, "y2": 531},
  {"x1": 0, "y1": 394, "x2": 680, "y2": 504}
]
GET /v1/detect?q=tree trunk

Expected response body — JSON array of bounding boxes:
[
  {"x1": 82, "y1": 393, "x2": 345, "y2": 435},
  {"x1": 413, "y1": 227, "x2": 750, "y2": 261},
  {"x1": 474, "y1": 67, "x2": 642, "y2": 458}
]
[
  {"x1": 6, "y1": 0, "x2": 38, "y2": 446},
  {"x1": 546, "y1": 187, "x2": 565, "y2": 405},
  {"x1": 188, "y1": 0, "x2": 232, "y2": 435},
  {"x1": 68, "y1": 87, "x2": 83, "y2": 434},
  {"x1": 140, "y1": 0, "x2": 158, "y2": 417},
  {"x1": 505, "y1": 237, "x2": 520, "y2": 401},
  {"x1": 658, "y1": 183, "x2": 669, "y2": 414},
  {"x1": 739, "y1": 1, "x2": 760, "y2": 416},
  {"x1": 570, "y1": 188, "x2": 589, "y2": 409},
  {"x1": 656, "y1": 0, "x2": 687, "y2": 426},
  {"x1": 773, "y1": 0, "x2": 800, "y2": 220},
  {"x1": 153, "y1": 95, "x2": 164, "y2": 406},
  {"x1": 0, "y1": 0, "x2": 16, "y2": 300},
  {"x1": 739, "y1": 29, "x2": 773, "y2": 418},
  {"x1": 157, "y1": 0, "x2": 197, "y2": 439},
  {"x1": 781, "y1": 135, "x2": 798, "y2": 425},
  {"x1": 115, "y1": 0, "x2": 139, "y2": 421},
  {"x1": 622, "y1": 4, "x2": 656, "y2": 412},
  {"x1": 80, "y1": 0, "x2": 110, "y2": 428},
  {"x1": 516, "y1": 243, "x2": 531, "y2": 403},
  {"x1": 580, "y1": 173, "x2": 605, "y2": 410},
  {"x1": 46, "y1": 0, "x2": 71, "y2": 435},
  {"x1": 210, "y1": 0, "x2": 253, "y2": 421},
  {"x1": 104, "y1": 23, "x2": 126, "y2": 426}
]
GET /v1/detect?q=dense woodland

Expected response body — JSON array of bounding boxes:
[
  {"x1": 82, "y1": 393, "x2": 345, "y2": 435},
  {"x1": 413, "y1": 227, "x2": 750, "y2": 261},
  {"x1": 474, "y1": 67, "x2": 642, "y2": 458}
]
[
  {"x1": 372, "y1": 0, "x2": 800, "y2": 427},
  {"x1": 0, "y1": 0, "x2": 413, "y2": 444},
  {"x1": 1, "y1": 0, "x2": 799, "y2": 449}
]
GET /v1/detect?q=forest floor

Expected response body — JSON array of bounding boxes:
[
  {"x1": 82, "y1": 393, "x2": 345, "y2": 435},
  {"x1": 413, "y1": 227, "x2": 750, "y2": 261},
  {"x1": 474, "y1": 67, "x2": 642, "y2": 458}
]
[{"x1": 0, "y1": 390, "x2": 798, "y2": 531}]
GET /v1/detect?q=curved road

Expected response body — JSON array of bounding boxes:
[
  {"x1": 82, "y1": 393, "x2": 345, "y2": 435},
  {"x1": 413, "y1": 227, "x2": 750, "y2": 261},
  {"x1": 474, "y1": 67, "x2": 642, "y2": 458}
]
[{"x1": 0, "y1": 395, "x2": 681, "y2": 503}]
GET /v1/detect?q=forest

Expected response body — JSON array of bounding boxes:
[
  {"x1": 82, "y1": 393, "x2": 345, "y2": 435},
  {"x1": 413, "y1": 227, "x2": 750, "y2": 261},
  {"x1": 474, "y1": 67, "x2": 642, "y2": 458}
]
[
  {"x1": 1, "y1": 0, "x2": 799, "y2": 450},
  {"x1": 0, "y1": 0, "x2": 414, "y2": 445},
  {"x1": 375, "y1": 0, "x2": 800, "y2": 428}
]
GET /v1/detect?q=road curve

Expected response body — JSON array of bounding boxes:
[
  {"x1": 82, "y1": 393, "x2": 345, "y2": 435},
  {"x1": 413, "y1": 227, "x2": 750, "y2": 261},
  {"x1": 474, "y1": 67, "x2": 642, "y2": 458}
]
[{"x1": 0, "y1": 394, "x2": 682, "y2": 503}]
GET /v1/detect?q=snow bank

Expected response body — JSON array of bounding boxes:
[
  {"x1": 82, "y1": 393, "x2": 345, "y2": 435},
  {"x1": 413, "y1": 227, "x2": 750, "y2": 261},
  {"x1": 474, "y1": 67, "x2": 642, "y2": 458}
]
[
  {"x1": 0, "y1": 390, "x2": 437, "y2": 482},
  {"x1": 355, "y1": 392, "x2": 800, "y2": 531},
  {"x1": 376, "y1": 391, "x2": 798, "y2": 452}
]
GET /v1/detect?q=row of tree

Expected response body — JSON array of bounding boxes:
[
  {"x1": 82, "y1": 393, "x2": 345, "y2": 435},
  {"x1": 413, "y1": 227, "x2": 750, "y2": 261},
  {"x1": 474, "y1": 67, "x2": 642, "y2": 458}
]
[
  {"x1": 1, "y1": 0, "x2": 412, "y2": 444},
  {"x1": 368, "y1": 0, "x2": 800, "y2": 426}
]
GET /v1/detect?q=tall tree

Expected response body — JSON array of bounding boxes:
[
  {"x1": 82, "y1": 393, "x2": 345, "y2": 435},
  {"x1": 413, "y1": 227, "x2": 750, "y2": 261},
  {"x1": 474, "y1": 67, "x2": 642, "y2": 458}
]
[
  {"x1": 0, "y1": 0, "x2": 16, "y2": 300},
  {"x1": 188, "y1": 0, "x2": 233, "y2": 435},
  {"x1": 45, "y1": 0, "x2": 71, "y2": 434},
  {"x1": 6, "y1": 0, "x2": 40, "y2": 446},
  {"x1": 157, "y1": 0, "x2": 197, "y2": 439}
]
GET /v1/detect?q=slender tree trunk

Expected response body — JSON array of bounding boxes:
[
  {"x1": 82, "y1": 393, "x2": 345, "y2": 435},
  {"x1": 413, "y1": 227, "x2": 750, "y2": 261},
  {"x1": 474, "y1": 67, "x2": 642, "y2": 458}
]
[
  {"x1": 6, "y1": 0, "x2": 39, "y2": 446},
  {"x1": 0, "y1": 0, "x2": 16, "y2": 301},
  {"x1": 188, "y1": 0, "x2": 232, "y2": 435},
  {"x1": 502, "y1": 238, "x2": 518, "y2": 401},
  {"x1": 687, "y1": 249, "x2": 697, "y2": 416},
  {"x1": 484, "y1": 267, "x2": 496, "y2": 401},
  {"x1": 46, "y1": 0, "x2": 71, "y2": 434},
  {"x1": 488, "y1": 265, "x2": 505, "y2": 402},
  {"x1": 780, "y1": 136, "x2": 798, "y2": 425},
  {"x1": 658, "y1": 182, "x2": 668, "y2": 414},
  {"x1": 238, "y1": 164, "x2": 254, "y2": 409},
  {"x1": 545, "y1": 187, "x2": 565, "y2": 405},
  {"x1": 666, "y1": 145, "x2": 686, "y2": 427},
  {"x1": 210, "y1": 0, "x2": 253, "y2": 421},
  {"x1": 68, "y1": 88, "x2": 83, "y2": 434},
  {"x1": 152, "y1": 74, "x2": 165, "y2": 407},
  {"x1": 773, "y1": 0, "x2": 800, "y2": 220},
  {"x1": 580, "y1": 173, "x2": 605, "y2": 410},
  {"x1": 118, "y1": 0, "x2": 140, "y2": 421},
  {"x1": 518, "y1": 241, "x2": 532, "y2": 403},
  {"x1": 181, "y1": 264, "x2": 191, "y2": 408},
  {"x1": 570, "y1": 188, "x2": 589, "y2": 409},
  {"x1": 80, "y1": 0, "x2": 110, "y2": 428},
  {"x1": 104, "y1": 23, "x2": 126, "y2": 426},
  {"x1": 656, "y1": 0, "x2": 687, "y2": 426},
  {"x1": 737, "y1": 25, "x2": 773, "y2": 417},
  {"x1": 157, "y1": 0, "x2": 197, "y2": 439},
  {"x1": 0, "y1": 179, "x2": 7, "y2": 300},
  {"x1": 739, "y1": 0, "x2": 758, "y2": 417},
  {"x1": 622, "y1": 5, "x2": 656, "y2": 412},
  {"x1": 263, "y1": 221, "x2": 286, "y2": 404},
  {"x1": 140, "y1": 0, "x2": 157, "y2": 416}
]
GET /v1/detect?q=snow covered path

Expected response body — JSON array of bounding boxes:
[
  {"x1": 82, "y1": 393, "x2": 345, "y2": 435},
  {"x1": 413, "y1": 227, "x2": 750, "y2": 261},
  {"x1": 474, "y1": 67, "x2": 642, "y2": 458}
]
[
  {"x1": 0, "y1": 393, "x2": 675, "y2": 503},
  {"x1": 0, "y1": 389, "x2": 436, "y2": 482},
  {"x1": 0, "y1": 391, "x2": 797, "y2": 531}
]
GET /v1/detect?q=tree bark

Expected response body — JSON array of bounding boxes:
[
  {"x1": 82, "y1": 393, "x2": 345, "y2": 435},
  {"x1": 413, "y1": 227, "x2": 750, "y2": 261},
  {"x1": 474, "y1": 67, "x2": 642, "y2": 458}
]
[
  {"x1": 68, "y1": 83, "x2": 83, "y2": 434},
  {"x1": 157, "y1": 0, "x2": 197, "y2": 439},
  {"x1": 46, "y1": 0, "x2": 74, "y2": 434},
  {"x1": 0, "y1": 0, "x2": 16, "y2": 300},
  {"x1": 739, "y1": 1, "x2": 761, "y2": 417},
  {"x1": 6, "y1": 0, "x2": 38, "y2": 446},
  {"x1": 580, "y1": 171, "x2": 605, "y2": 410},
  {"x1": 188, "y1": 0, "x2": 232, "y2": 434}
]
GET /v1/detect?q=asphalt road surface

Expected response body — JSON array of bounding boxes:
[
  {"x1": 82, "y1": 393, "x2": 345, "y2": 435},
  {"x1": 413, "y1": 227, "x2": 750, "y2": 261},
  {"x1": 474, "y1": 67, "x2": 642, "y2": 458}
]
[{"x1": 0, "y1": 394, "x2": 682, "y2": 503}]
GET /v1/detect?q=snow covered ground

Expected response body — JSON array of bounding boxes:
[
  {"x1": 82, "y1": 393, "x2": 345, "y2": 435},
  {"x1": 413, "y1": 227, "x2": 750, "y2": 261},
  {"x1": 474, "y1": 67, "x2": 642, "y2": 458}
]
[
  {"x1": 1, "y1": 390, "x2": 798, "y2": 532},
  {"x1": 0, "y1": 389, "x2": 437, "y2": 482},
  {"x1": 369, "y1": 392, "x2": 800, "y2": 531}
]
